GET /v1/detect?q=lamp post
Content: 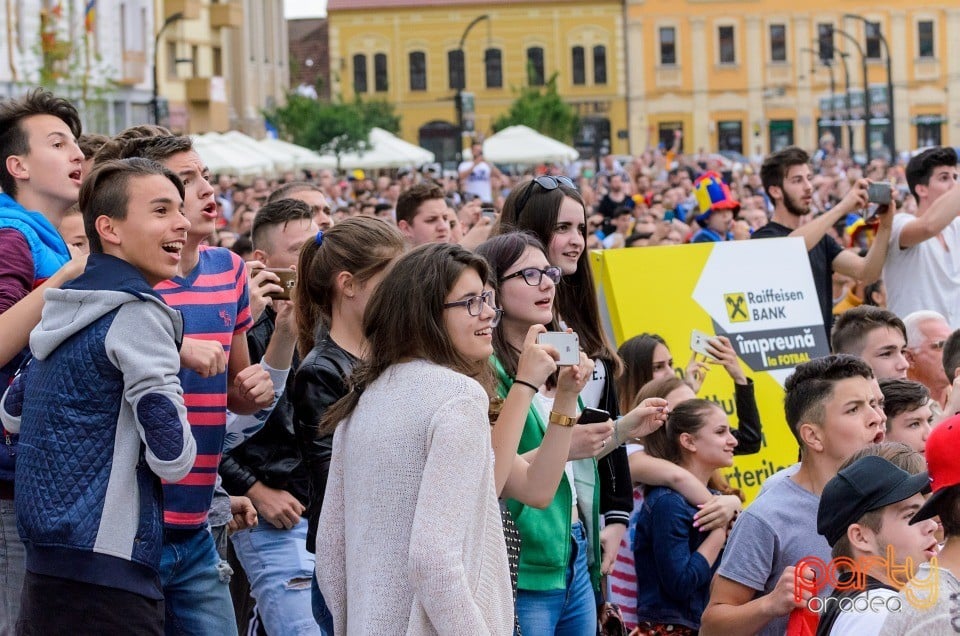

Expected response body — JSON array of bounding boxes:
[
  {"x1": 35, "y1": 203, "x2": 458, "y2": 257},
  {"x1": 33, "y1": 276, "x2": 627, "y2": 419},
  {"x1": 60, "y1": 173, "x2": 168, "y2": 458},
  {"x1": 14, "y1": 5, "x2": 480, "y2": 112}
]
[
  {"x1": 844, "y1": 15, "x2": 895, "y2": 160},
  {"x1": 153, "y1": 11, "x2": 185, "y2": 125},
  {"x1": 454, "y1": 14, "x2": 490, "y2": 160},
  {"x1": 801, "y1": 47, "x2": 837, "y2": 144},
  {"x1": 831, "y1": 27, "x2": 871, "y2": 161}
]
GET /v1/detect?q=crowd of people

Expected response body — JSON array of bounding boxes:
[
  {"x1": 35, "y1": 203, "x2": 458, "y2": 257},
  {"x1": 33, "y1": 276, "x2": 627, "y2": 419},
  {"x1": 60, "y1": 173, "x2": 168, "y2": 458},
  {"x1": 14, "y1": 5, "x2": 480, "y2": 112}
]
[{"x1": 0, "y1": 87, "x2": 959, "y2": 636}]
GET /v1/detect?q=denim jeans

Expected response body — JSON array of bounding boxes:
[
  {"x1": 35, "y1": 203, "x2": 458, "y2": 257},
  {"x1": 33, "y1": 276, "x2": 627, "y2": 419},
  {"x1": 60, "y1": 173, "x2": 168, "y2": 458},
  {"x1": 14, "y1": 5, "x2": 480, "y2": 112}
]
[
  {"x1": 231, "y1": 517, "x2": 321, "y2": 636},
  {"x1": 310, "y1": 573, "x2": 334, "y2": 636},
  {"x1": 0, "y1": 499, "x2": 24, "y2": 636},
  {"x1": 160, "y1": 527, "x2": 238, "y2": 636},
  {"x1": 516, "y1": 520, "x2": 597, "y2": 636}
]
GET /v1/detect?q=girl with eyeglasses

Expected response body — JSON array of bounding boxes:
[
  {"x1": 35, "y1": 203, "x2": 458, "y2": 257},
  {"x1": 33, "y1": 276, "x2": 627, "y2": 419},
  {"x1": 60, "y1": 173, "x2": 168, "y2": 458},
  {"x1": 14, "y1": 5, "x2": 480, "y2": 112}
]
[
  {"x1": 314, "y1": 243, "x2": 513, "y2": 635},
  {"x1": 477, "y1": 230, "x2": 667, "y2": 635},
  {"x1": 494, "y1": 176, "x2": 643, "y2": 630},
  {"x1": 290, "y1": 216, "x2": 406, "y2": 631}
]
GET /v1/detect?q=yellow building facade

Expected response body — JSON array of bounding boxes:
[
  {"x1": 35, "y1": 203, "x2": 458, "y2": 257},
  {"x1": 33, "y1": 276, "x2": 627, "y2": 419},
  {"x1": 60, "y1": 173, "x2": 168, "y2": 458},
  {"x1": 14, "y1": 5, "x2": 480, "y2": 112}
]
[
  {"x1": 625, "y1": 0, "x2": 960, "y2": 158},
  {"x1": 327, "y1": 0, "x2": 630, "y2": 165}
]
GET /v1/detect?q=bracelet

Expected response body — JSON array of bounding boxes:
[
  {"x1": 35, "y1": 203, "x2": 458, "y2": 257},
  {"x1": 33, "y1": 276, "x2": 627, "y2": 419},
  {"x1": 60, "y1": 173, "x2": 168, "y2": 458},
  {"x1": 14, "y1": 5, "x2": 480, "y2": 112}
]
[
  {"x1": 548, "y1": 411, "x2": 577, "y2": 427},
  {"x1": 512, "y1": 379, "x2": 539, "y2": 393}
]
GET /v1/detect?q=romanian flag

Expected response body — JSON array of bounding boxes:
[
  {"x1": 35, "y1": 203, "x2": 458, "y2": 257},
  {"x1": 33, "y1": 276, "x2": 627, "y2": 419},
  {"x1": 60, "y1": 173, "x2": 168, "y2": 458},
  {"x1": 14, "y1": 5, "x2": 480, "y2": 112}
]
[{"x1": 84, "y1": 0, "x2": 95, "y2": 32}]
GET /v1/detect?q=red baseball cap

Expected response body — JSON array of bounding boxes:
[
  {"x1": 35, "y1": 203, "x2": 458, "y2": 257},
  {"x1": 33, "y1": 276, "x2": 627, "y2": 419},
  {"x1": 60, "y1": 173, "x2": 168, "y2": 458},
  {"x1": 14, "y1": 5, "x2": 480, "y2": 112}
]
[{"x1": 911, "y1": 414, "x2": 960, "y2": 523}]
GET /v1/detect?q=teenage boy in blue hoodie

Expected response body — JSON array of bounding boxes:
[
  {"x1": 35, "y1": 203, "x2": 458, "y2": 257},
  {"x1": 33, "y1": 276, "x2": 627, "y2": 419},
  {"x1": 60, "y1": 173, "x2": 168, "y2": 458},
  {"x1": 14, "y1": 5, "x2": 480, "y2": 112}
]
[
  {"x1": 0, "y1": 88, "x2": 87, "y2": 630},
  {"x1": 0, "y1": 157, "x2": 197, "y2": 633}
]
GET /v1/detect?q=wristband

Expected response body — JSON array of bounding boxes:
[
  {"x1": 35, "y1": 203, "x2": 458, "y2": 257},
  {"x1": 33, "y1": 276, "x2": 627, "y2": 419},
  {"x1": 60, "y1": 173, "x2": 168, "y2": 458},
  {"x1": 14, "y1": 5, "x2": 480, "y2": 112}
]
[
  {"x1": 512, "y1": 379, "x2": 540, "y2": 394},
  {"x1": 548, "y1": 411, "x2": 577, "y2": 427}
]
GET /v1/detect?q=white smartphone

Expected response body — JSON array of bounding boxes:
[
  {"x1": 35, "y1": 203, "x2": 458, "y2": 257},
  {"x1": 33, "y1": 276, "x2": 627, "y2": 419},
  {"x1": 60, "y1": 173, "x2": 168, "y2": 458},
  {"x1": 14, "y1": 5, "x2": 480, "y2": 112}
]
[
  {"x1": 538, "y1": 332, "x2": 580, "y2": 366},
  {"x1": 690, "y1": 329, "x2": 717, "y2": 360}
]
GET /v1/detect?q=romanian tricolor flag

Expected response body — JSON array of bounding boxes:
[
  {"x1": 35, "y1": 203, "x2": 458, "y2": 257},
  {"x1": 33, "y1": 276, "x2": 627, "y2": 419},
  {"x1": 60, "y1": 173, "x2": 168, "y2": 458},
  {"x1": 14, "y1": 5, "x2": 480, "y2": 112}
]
[{"x1": 84, "y1": 0, "x2": 96, "y2": 32}]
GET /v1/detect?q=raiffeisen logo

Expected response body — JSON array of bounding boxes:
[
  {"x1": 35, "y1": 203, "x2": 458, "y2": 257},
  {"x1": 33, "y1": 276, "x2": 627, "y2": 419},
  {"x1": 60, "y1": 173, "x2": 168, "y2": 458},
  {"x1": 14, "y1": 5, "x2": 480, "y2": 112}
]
[{"x1": 794, "y1": 547, "x2": 939, "y2": 614}]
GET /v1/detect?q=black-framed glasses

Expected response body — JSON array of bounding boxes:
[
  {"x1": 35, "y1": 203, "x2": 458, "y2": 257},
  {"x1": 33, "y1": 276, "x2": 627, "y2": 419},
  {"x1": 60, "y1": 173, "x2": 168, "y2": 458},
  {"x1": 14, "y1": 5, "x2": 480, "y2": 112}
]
[
  {"x1": 500, "y1": 266, "x2": 562, "y2": 287},
  {"x1": 516, "y1": 175, "x2": 578, "y2": 214},
  {"x1": 443, "y1": 290, "x2": 502, "y2": 327}
]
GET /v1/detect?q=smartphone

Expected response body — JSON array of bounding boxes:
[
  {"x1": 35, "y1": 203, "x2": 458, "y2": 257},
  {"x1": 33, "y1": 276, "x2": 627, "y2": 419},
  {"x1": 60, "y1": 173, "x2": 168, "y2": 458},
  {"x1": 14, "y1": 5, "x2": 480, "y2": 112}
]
[
  {"x1": 867, "y1": 182, "x2": 891, "y2": 205},
  {"x1": 481, "y1": 207, "x2": 497, "y2": 222},
  {"x1": 578, "y1": 407, "x2": 610, "y2": 425},
  {"x1": 537, "y1": 332, "x2": 580, "y2": 366},
  {"x1": 690, "y1": 329, "x2": 717, "y2": 360},
  {"x1": 251, "y1": 267, "x2": 297, "y2": 301}
]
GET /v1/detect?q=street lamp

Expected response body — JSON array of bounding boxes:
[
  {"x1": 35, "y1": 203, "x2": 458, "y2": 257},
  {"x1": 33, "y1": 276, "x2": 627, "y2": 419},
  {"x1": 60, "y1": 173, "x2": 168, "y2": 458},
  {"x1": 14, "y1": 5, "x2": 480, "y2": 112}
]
[
  {"x1": 454, "y1": 14, "x2": 490, "y2": 160},
  {"x1": 844, "y1": 15, "x2": 895, "y2": 160},
  {"x1": 830, "y1": 27, "x2": 871, "y2": 161},
  {"x1": 801, "y1": 47, "x2": 837, "y2": 144},
  {"x1": 153, "y1": 11, "x2": 185, "y2": 125}
]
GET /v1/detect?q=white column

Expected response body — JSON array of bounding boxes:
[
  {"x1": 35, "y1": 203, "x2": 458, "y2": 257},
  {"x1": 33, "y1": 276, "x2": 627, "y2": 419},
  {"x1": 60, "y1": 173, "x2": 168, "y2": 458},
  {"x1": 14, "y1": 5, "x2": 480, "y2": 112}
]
[
  {"x1": 690, "y1": 17, "x2": 709, "y2": 149},
  {"x1": 888, "y1": 11, "x2": 909, "y2": 154},
  {"x1": 625, "y1": 11, "x2": 646, "y2": 153},
  {"x1": 947, "y1": 9, "x2": 960, "y2": 147},
  {"x1": 745, "y1": 16, "x2": 765, "y2": 155}
]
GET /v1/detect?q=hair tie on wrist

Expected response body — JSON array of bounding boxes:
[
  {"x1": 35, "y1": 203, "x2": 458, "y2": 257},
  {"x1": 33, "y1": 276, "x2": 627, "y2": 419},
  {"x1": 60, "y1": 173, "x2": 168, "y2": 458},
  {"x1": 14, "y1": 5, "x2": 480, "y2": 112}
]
[
  {"x1": 513, "y1": 379, "x2": 540, "y2": 393},
  {"x1": 315, "y1": 230, "x2": 324, "y2": 246}
]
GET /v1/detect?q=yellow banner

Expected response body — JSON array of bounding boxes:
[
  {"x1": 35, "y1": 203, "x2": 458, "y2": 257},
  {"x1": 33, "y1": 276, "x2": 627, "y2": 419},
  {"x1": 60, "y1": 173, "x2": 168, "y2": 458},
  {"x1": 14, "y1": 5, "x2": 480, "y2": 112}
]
[{"x1": 593, "y1": 237, "x2": 828, "y2": 501}]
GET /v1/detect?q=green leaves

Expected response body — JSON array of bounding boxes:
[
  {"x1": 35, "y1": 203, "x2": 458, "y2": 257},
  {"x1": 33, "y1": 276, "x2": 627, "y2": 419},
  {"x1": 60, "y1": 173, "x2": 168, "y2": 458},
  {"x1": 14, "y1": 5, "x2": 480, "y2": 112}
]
[{"x1": 492, "y1": 73, "x2": 578, "y2": 144}]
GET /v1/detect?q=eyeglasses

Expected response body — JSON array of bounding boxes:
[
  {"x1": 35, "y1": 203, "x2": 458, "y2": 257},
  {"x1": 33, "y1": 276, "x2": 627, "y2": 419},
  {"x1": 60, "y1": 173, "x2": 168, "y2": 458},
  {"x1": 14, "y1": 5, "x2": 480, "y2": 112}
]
[
  {"x1": 443, "y1": 290, "x2": 502, "y2": 327},
  {"x1": 500, "y1": 266, "x2": 562, "y2": 287},
  {"x1": 516, "y1": 175, "x2": 578, "y2": 214}
]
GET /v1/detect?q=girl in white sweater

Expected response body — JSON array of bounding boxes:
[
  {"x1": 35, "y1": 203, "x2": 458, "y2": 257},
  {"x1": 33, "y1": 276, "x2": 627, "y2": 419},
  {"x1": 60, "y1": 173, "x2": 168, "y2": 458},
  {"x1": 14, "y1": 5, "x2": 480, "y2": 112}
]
[{"x1": 315, "y1": 243, "x2": 514, "y2": 635}]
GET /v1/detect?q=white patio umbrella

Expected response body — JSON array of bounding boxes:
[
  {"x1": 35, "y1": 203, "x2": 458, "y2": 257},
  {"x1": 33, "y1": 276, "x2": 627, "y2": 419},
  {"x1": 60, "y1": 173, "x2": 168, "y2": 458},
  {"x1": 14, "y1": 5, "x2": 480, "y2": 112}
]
[
  {"x1": 220, "y1": 131, "x2": 296, "y2": 174},
  {"x1": 259, "y1": 137, "x2": 337, "y2": 171},
  {"x1": 483, "y1": 125, "x2": 579, "y2": 164},
  {"x1": 337, "y1": 127, "x2": 435, "y2": 170},
  {"x1": 191, "y1": 133, "x2": 273, "y2": 179}
]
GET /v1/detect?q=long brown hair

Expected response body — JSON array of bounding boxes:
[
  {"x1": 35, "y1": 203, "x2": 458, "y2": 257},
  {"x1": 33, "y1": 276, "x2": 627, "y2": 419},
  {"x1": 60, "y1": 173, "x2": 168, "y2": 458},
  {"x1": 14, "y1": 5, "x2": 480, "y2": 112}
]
[
  {"x1": 475, "y1": 231, "x2": 559, "y2": 382},
  {"x1": 617, "y1": 333, "x2": 669, "y2": 413},
  {"x1": 494, "y1": 178, "x2": 622, "y2": 376},
  {"x1": 294, "y1": 216, "x2": 405, "y2": 357},
  {"x1": 321, "y1": 243, "x2": 495, "y2": 432}
]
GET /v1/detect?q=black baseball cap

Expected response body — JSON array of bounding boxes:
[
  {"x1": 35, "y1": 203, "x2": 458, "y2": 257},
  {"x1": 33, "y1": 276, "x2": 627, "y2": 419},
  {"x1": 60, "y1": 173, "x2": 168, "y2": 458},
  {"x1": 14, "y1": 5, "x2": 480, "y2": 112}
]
[{"x1": 817, "y1": 455, "x2": 929, "y2": 547}]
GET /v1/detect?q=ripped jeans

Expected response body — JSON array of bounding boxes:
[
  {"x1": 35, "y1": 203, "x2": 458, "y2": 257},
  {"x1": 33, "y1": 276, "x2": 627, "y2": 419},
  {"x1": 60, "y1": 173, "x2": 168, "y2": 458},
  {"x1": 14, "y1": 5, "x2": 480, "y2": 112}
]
[{"x1": 231, "y1": 516, "x2": 321, "y2": 635}]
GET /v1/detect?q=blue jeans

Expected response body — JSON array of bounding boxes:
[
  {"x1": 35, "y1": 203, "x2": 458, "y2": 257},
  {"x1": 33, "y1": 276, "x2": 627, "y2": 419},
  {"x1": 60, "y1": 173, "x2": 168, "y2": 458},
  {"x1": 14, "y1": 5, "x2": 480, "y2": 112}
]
[
  {"x1": 0, "y1": 499, "x2": 24, "y2": 636},
  {"x1": 310, "y1": 574, "x2": 334, "y2": 636},
  {"x1": 231, "y1": 517, "x2": 321, "y2": 636},
  {"x1": 160, "y1": 527, "x2": 238, "y2": 636},
  {"x1": 516, "y1": 520, "x2": 597, "y2": 636}
]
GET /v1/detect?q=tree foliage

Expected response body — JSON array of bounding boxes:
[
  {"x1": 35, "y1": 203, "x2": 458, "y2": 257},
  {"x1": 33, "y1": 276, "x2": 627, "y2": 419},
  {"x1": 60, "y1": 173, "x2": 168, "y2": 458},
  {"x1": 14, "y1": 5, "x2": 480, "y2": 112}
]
[
  {"x1": 492, "y1": 73, "x2": 578, "y2": 144},
  {"x1": 264, "y1": 95, "x2": 401, "y2": 158}
]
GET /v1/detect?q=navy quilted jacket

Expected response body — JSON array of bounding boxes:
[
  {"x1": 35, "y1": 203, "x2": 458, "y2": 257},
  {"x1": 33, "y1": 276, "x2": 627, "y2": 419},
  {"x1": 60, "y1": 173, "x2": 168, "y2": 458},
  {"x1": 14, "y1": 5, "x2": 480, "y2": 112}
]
[{"x1": 0, "y1": 254, "x2": 196, "y2": 599}]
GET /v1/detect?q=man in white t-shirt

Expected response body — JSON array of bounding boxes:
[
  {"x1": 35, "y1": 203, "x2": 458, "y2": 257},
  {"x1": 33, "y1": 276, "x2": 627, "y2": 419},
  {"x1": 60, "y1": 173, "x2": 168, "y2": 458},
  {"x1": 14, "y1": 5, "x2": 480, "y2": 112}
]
[
  {"x1": 814, "y1": 452, "x2": 936, "y2": 635},
  {"x1": 458, "y1": 143, "x2": 501, "y2": 204},
  {"x1": 883, "y1": 147, "x2": 960, "y2": 324}
]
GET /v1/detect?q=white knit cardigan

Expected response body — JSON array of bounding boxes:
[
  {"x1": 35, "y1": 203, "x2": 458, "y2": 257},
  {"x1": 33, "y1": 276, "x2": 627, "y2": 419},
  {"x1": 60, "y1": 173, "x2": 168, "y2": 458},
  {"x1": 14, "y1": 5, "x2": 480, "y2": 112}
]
[{"x1": 315, "y1": 359, "x2": 514, "y2": 635}]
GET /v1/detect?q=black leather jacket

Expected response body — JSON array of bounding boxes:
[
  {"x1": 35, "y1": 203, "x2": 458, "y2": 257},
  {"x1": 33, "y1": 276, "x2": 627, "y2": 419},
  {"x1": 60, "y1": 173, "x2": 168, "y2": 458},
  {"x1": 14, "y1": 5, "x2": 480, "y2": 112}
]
[
  {"x1": 219, "y1": 308, "x2": 309, "y2": 506},
  {"x1": 291, "y1": 336, "x2": 357, "y2": 553}
]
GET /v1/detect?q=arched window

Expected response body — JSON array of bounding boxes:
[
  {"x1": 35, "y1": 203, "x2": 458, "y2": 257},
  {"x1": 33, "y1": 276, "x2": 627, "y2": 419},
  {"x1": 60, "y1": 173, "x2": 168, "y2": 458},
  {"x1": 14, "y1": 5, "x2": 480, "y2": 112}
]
[
  {"x1": 352, "y1": 53, "x2": 367, "y2": 93},
  {"x1": 571, "y1": 46, "x2": 585, "y2": 85},
  {"x1": 409, "y1": 51, "x2": 426, "y2": 91},
  {"x1": 485, "y1": 48, "x2": 502, "y2": 88},
  {"x1": 527, "y1": 46, "x2": 544, "y2": 86},
  {"x1": 593, "y1": 45, "x2": 607, "y2": 84},
  {"x1": 374, "y1": 53, "x2": 388, "y2": 92}
]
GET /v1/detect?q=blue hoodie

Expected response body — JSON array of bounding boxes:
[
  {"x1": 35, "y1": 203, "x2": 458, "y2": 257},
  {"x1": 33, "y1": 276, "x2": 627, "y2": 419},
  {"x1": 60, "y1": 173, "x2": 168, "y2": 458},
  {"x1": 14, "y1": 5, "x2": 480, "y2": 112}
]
[{"x1": 0, "y1": 193, "x2": 71, "y2": 481}]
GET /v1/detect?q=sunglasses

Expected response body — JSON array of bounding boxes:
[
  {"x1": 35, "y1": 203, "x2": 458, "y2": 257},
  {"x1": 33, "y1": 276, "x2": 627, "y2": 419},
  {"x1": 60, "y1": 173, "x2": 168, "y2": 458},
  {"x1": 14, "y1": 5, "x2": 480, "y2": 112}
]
[
  {"x1": 443, "y1": 290, "x2": 502, "y2": 327},
  {"x1": 500, "y1": 266, "x2": 562, "y2": 287},
  {"x1": 516, "y1": 175, "x2": 577, "y2": 214}
]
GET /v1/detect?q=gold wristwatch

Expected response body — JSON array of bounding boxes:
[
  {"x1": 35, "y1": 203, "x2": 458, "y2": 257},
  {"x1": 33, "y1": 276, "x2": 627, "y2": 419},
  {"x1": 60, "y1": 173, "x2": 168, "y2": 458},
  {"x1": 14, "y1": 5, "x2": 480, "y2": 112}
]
[{"x1": 548, "y1": 411, "x2": 577, "y2": 427}]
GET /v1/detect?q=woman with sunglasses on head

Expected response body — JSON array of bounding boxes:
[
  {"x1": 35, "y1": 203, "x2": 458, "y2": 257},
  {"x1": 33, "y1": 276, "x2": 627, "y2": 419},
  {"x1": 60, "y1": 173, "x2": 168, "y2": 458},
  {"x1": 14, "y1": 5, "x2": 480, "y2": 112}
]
[
  {"x1": 494, "y1": 176, "x2": 645, "y2": 603},
  {"x1": 477, "y1": 231, "x2": 667, "y2": 635},
  {"x1": 314, "y1": 243, "x2": 514, "y2": 635}
]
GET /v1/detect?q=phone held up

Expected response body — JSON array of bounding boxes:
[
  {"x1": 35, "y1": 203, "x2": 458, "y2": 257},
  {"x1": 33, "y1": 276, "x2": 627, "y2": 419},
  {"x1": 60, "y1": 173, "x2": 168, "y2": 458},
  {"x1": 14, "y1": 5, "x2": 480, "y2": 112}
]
[
  {"x1": 251, "y1": 267, "x2": 297, "y2": 301},
  {"x1": 537, "y1": 332, "x2": 580, "y2": 366},
  {"x1": 690, "y1": 329, "x2": 717, "y2": 360}
]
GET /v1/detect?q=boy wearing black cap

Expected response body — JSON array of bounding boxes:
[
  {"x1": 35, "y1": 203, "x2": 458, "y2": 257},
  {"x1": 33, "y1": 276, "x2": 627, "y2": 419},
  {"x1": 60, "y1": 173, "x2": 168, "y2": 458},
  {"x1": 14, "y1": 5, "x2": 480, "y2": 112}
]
[
  {"x1": 881, "y1": 415, "x2": 960, "y2": 635},
  {"x1": 814, "y1": 453, "x2": 936, "y2": 635}
]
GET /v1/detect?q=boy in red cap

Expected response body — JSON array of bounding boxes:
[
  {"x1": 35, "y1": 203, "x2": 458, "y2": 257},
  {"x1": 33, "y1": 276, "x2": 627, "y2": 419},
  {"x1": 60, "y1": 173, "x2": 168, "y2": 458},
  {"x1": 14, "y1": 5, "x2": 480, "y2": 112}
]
[{"x1": 880, "y1": 415, "x2": 960, "y2": 634}]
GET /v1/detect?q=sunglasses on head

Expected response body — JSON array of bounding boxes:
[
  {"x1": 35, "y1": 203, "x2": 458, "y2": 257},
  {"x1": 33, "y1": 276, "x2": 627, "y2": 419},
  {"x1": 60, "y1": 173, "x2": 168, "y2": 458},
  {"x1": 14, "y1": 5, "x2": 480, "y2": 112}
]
[{"x1": 516, "y1": 175, "x2": 577, "y2": 214}]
